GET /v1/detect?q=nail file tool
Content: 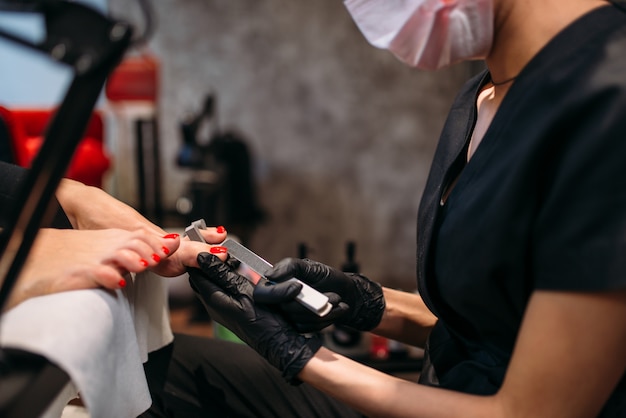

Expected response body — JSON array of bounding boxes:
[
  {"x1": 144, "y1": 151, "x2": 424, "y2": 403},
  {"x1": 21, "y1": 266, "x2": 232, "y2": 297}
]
[
  {"x1": 185, "y1": 220, "x2": 332, "y2": 317},
  {"x1": 184, "y1": 219, "x2": 207, "y2": 243},
  {"x1": 221, "y1": 238, "x2": 332, "y2": 317}
]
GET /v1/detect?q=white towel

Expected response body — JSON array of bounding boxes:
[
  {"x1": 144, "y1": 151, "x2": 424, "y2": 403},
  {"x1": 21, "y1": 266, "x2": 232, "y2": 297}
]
[{"x1": 0, "y1": 271, "x2": 175, "y2": 418}]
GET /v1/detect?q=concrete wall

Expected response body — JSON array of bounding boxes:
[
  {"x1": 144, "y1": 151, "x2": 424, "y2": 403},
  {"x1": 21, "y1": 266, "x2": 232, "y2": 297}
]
[{"x1": 107, "y1": 0, "x2": 477, "y2": 290}]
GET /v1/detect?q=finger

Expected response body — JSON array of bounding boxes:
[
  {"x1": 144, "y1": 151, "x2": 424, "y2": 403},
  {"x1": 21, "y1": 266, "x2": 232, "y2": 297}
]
[
  {"x1": 225, "y1": 255, "x2": 241, "y2": 270},
  {"x1": 196, "y1": 252, "x2": 251, "y2": 295},
  {"x1": 330, "y1": 301, "x2": 350, "y2": 319},
  {"x1": 265, "y1": 257, "x2": 308, "y2": 282},
  {"x1": 291, "y1": 303, "x2": 349, "y2": 333},
  {"x1": 254, "y1": 280, "x2": 302, "y2": 304},
  {"x1": 266, "y1": 258, "x2": 331, "y2": 285},
  {"x1": 283, "y1": 294, "x2": 349, "y2": 322},
  {"x1": 276, "y1": 292, "x2": 349, "y2": 333}
]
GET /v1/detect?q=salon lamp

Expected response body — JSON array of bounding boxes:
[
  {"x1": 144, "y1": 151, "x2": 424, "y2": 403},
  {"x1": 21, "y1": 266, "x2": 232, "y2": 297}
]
[{"x1": 0, "y1": 1, "x2": 135, "y2": 416}]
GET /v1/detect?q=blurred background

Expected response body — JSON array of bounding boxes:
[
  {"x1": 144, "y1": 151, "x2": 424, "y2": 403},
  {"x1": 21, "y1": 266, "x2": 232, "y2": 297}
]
[{"x1": 0, "y1": 0, "x2": 479, "y2": 292}]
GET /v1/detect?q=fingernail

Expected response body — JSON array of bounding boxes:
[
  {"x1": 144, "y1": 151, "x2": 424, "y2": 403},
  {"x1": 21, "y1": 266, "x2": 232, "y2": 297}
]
[
  {"x1": 152, "y1": 254, "x2": 161, "y2": 262},
  {"x1": 163, "y1": 233, "x2": 179, "y2": 239},
  {"x1": 119, "y1": 279, "x2": 126, "y2": 288},
  {"x1": 209, "y1": 246, "x2": 228, "y2": 254},
  {"x1": 216, "y1": 225, "x2": 226, "y2": 234},
  {"x1": 140, "y1": 258, "x2": 149, "y2": 267},
  {"x1": 162, "y1": 246, "x2": 170, "y2": 255}
]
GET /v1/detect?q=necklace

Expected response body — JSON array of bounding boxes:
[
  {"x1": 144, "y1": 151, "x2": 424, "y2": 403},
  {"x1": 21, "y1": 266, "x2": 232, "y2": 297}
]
[{"x1": 491, "y1": 75, "x2": 518, "y2": 86}]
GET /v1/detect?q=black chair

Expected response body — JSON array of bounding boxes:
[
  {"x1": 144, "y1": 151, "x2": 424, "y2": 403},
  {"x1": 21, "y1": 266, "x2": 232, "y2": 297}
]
[{"x1": 0, "y1": 349, "x2": 70, "y2": 417}]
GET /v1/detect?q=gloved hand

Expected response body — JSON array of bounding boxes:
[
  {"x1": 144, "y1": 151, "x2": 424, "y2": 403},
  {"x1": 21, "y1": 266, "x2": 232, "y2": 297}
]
[
  {"x1": 189, "y1": 252, "x2": 323, "y2": 383},
  {"x1": 254, "y1": 281, "x2": 350, "y2": 333},
  {"x1": 260, "y1": 257, "x2": 385, "y2": 333}
]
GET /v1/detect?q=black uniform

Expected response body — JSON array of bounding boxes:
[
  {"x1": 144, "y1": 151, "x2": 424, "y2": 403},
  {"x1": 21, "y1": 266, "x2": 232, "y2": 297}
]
[{"x1": 417, "y1": 4, "x2": 626, "y2": 416}]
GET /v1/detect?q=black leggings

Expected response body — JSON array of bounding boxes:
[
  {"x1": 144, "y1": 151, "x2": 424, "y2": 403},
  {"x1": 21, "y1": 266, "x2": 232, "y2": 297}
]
[{"x1": 141, "y1": 333, "x2": 363, "y2": 418}]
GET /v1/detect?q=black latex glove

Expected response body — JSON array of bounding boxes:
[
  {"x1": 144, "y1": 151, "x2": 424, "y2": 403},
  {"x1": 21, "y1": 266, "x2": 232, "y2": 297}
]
[
  {"x1": 189, "y1": 252, "x2": 323, "y2": 383},
  {"x1": 255, "y1": 282, "x2": 350, "y2": 333},
  {"x1": 262, "y1": 257, "x2": 385, "y2": 333}
]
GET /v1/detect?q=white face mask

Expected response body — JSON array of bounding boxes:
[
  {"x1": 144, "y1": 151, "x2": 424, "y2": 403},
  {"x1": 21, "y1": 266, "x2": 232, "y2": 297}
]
[{"x1": 344, "y1": 0, "x2": 494, "y2": 70}]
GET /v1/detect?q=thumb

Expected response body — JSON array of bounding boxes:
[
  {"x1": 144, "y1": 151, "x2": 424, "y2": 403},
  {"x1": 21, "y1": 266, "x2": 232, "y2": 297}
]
[
  {"x1": 197, "y1": 252, "x2": 249, "y2": 294},
  {"x1": 197, "y1": 252, "x2": 229, "y2": 276},
  {"x1": 254, "y1": 280, "x2": 302, "y2": 304}
]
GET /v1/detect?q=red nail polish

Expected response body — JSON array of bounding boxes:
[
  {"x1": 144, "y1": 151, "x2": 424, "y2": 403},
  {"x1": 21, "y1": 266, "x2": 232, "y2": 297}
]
[
  {"x1": 209, "y1": 246, "x2": 228, "y2": 254},
  {"x1": 119, "y1": 279, "x2": 126, "y2": 288},
  {"x1": 140, "y1": 258, "x2": 149, "y2": 267},
  {"x1": 152, "y1": 254, "x2": 161, "y2": 262},
  {"x1": 216, "y1": 225, "x2": 226, "y2": 234},
  {"x1": 163, "y1": 233, "x2": 179, "y2": 239},
  {"x1": 162, "y1": 246, "x2": 170, "y2": 255}
]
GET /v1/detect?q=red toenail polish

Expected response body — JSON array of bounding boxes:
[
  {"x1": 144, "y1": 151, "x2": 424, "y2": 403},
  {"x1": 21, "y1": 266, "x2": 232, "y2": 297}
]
[
  {"x1": 140, "y1": 258, "x2": 149, "y2": 267},
  {"x1": 119, "y1": 279, "x2": 127, "y2": 288},
  {"x1": 163, "y1": 233, "x2": 179, "y2": 239},
  {"x1": 162, "y1": 246, "x2": 170, "y2": 255},
  {"x1": 209, "y1": 246, "x2": 228, "y2": 254},
  {"x1": 216, "y1": 225, "x2": 226, "y2": 234},
  {"x1": 152, "y1": 254, "x2": 161, "y2": 262}
]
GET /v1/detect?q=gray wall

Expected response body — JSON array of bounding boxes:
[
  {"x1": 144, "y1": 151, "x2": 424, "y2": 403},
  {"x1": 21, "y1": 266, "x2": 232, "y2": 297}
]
[{"x1": 108, "y1": 0, "x2": 476, "y2": 290}]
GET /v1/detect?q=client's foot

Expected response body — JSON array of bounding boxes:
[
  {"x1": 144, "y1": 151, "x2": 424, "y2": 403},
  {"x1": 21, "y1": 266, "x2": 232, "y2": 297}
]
[{"x1": 5, "y1": 228, "x2": 181, "y2": 310}]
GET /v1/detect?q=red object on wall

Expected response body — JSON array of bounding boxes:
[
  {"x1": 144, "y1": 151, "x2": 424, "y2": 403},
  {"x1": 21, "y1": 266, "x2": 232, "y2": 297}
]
[
  {"x1": 105, "y1": 53, "x2": 159, "y2": 102},
  {"x1": 0, "y1": 106, "x2": 111, "y2": 187}
]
